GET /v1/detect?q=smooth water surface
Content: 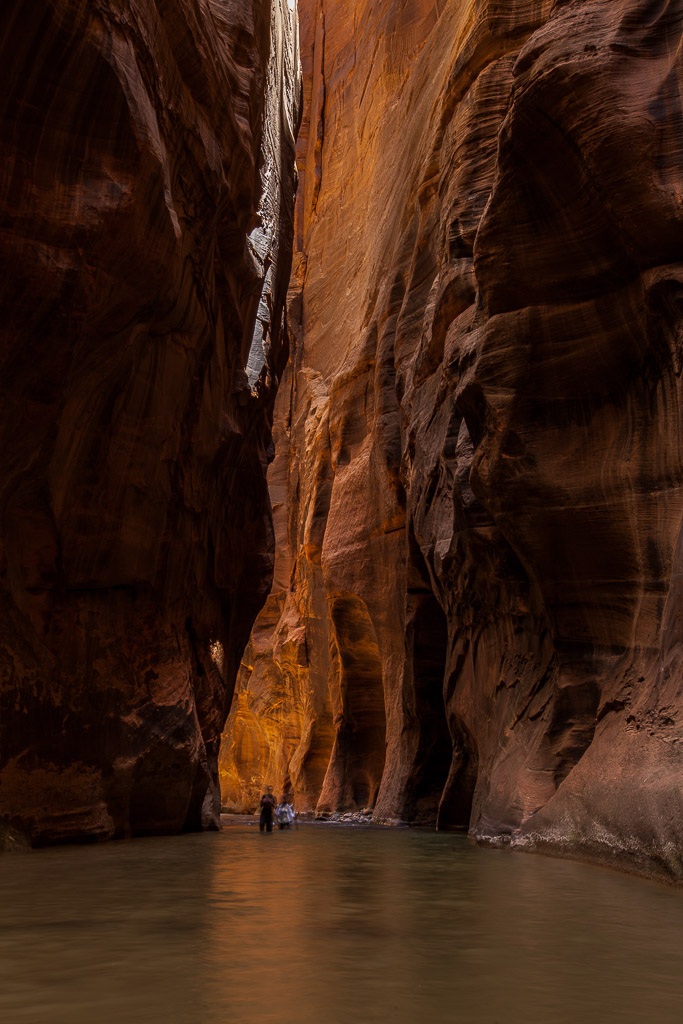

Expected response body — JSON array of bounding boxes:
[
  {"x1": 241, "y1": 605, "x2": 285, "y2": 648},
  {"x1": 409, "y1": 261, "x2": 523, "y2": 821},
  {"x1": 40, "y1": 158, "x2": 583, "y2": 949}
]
[{"x1": 1, "y1": 820, "x2": 683, "y2": 1024}]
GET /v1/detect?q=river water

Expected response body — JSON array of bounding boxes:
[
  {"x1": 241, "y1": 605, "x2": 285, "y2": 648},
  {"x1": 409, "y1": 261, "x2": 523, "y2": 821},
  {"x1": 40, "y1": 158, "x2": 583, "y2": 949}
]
[{"x1": 1, "y1": 820, "x2": 683, "y2": 1024}]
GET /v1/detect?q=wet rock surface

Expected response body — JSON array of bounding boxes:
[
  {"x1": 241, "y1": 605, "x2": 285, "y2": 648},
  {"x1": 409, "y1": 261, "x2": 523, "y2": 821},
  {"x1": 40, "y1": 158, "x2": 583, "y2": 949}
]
[
  {"x1": 221, "y1": 0, "x2": 683, "y2": 881},
  {"x1": 0, "y1": 0, "x2": 300, "y2": 844}
]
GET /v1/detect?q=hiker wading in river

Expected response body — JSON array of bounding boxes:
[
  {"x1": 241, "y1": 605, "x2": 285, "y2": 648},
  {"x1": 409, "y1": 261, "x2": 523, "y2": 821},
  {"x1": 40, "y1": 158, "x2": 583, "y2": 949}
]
[{"x1": 259, "y1": 786, "x2": 276, "y2": 832}]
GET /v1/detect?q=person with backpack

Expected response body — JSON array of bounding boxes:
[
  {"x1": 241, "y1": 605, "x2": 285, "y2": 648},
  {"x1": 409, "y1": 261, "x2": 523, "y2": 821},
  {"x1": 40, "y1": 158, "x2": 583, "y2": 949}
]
[{"x1": 275, "y1": 795, "x2": 295, "y2": 829}]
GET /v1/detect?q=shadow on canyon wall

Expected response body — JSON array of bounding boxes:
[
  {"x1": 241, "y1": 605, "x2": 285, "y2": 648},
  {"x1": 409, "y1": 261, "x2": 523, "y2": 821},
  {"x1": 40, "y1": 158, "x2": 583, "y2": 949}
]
[{"x1": 0, "y1": 0, "x2": 300, "y2": 845}]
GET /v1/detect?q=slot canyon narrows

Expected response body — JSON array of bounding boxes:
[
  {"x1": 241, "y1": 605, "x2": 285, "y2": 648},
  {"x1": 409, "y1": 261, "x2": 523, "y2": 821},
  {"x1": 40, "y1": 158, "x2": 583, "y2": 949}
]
[{"x1": 2, "y1": 0, "x2": 683, "y2": 887}]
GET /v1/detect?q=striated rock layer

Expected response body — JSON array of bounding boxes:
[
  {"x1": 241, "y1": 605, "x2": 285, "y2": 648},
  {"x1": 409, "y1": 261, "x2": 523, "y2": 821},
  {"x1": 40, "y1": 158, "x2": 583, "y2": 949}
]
[
  {"x1": 0, "y1": 0, "x2": 300, "y2": 844},
  {"x1": 221, "y1": 0, "x2": 683, "y2": 881}
]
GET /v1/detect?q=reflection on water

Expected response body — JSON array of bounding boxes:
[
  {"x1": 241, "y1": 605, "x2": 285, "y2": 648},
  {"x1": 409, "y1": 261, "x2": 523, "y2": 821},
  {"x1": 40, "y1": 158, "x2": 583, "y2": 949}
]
[{"x1": 1, "y1": 821, "x2": 683, "y2": 1023}]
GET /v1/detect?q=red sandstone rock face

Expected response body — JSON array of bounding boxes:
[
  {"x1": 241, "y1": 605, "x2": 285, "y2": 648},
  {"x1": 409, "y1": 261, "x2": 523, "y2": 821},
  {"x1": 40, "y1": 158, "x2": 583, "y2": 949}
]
[
  {"x1": 0, "y1": 0, "x2": 300, "y2": 844},
  {"x1": 222, "y1": 0, "x2": 683, "y2": 881}
]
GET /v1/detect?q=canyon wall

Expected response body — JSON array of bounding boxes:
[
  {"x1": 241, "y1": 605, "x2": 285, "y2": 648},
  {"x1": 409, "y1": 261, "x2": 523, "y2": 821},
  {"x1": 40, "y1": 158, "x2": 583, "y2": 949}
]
[
  {"x1": 0, "y1": 0, "x2": 300, "y2": 845},
  {"x1": 221, "y1": 0, "x2": 683, "y2": 881}
]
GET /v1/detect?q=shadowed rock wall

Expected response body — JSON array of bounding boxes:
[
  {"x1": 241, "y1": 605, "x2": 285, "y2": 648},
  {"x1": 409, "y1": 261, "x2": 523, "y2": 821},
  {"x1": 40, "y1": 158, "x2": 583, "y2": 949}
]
[
  {"x1": 0, "y1": 0, "x2": 300, "y2": 845},
  {"x1": 221, "y1": 0, "x2": 683, "y2": 881}
]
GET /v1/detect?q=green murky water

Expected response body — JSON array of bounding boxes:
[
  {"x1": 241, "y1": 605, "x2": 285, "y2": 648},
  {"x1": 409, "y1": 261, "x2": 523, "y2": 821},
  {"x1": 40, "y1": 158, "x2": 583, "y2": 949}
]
[{"x1": 1, "y1": 820, "x2": 682, "y2": 1023}]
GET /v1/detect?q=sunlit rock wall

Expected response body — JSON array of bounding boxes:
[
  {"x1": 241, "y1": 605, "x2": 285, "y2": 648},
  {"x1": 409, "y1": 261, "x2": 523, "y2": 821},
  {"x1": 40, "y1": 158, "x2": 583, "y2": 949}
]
[
  {"x1": 0, "y1": 0, "x2": 301, "y2": 845},
  {"x1": 220, "y1": 0, "x2": 683, "y2": 880}
]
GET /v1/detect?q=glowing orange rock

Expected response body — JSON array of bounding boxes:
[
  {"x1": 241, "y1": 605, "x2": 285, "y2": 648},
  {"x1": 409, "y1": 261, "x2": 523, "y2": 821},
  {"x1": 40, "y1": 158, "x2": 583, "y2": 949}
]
[{"x1": 223, "y1": 0, "x2": 683, "y2": 881}]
